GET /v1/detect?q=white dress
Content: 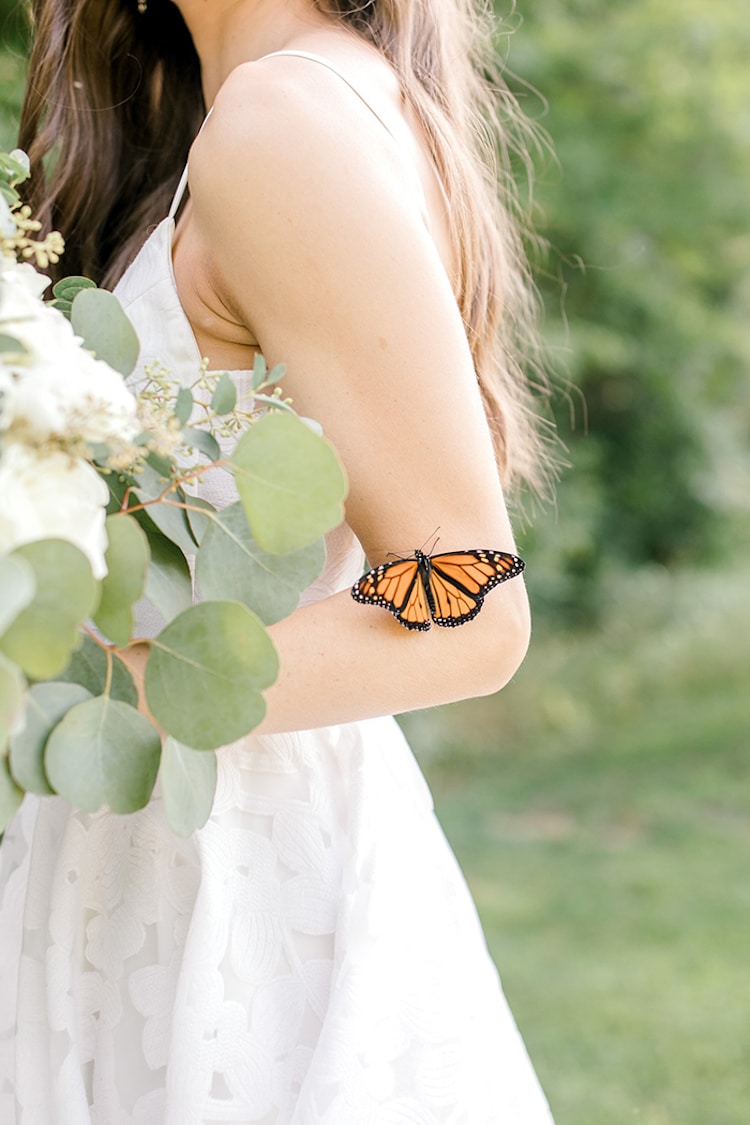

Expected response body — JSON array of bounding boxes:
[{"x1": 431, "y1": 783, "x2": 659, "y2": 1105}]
[{"x1": 0, "y1": 53, "x2": 554, "y2": 1125}]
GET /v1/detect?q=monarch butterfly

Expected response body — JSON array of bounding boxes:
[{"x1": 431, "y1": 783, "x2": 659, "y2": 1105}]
[{"x1": 351, "y1": 547, "x2": 525, "y2": 631}]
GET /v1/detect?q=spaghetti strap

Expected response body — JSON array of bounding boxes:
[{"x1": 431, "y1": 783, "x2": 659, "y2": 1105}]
[
  {"x1": 168, "y1": 106, "x2": 214, "y2": 219},
  {"x1": 168, "y1": 50, "x2": 429, "y2": 221},
  {"x1": 257, "y1": 49, "x2": 399, "y2": 143},
  {"x1": 257, "y1": 49, "x2": 431, "y2": 219}
]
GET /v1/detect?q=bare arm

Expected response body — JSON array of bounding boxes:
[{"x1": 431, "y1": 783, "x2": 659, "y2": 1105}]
[{"x1": 186, "y1": 60, "x2": 531, "y2": 734}]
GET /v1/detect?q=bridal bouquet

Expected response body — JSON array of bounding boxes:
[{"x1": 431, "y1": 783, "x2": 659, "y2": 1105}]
[{"x1": 0, "y1": 150, "x2": 347, "y2": 835}]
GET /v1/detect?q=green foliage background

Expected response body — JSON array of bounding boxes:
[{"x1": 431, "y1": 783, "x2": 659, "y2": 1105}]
[
  {"x1": 505, "y1": 0, "x2": 749, "y2": 618},
  {"x1": 1, "y1": 0, "x2": 748, "y2": 1120}
]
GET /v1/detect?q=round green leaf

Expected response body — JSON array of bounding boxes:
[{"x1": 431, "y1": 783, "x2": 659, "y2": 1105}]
[
  {"x1": 145, "y1": 601, "x2": 278, "y2": 750},
  {"x1": 9, "y1": 682, "x2": 92, "y2": 795},
  {"x1": 231, "y1": 412, "x2": 347, "y2": 554},
  {"x1": 0, "y1": 541, "x2": 99, "y2": 680},
  {"x1": 0, "y1": 651, "x2": 25, "y2": 759},
  {"x1": 93, "y1": 513, "x2": 150, "y2": 645},
  {"x1": 45, "y1": 696, "x2": 161, "y2": 814},
  {"x1": 58, "y1": 633, "x2": 138, "y2": 707},
  {"x1": 174, "y1": 386, "x2": 193, "y2": 426},
  {"x1": 182, "y1": 427, "x2": 221, "y2": 464},
  {"x1": 211, "y1": 372, "x2": 237, "y2": 415},
  {"x1": 52, "y1": 276, "x2": 96, "y2": 300},
  {"x1": 196, "y1": 501, "x2": 325, "y2": 624},
  {"x1": 70, "y1": 288, "x2": 139, "y2": 377},
  {"x1": 0, "y1": 332, "x2": 27, "y2": 354},
  {"x1": 160, "y1": 736, "x2": 217, "y2": 837},
  {"x1": 0, "y1": 758, "x2": 23, "y2": 833},
  {"x1": 251, "y1": 353, "x2": 268, "y2": 390},
  {"x1": 0, "y1": 554, "x2": 36, "y2": 637}
]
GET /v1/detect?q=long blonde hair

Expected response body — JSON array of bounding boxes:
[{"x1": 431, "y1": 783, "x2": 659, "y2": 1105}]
[{"x1": 19, "y1": 0, "x2": 553, "y2": 496}]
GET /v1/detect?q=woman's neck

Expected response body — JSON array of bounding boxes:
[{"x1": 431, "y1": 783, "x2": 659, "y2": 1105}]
[{"x1": 173, "y1": 0, "x2": 337, "y2": 106}]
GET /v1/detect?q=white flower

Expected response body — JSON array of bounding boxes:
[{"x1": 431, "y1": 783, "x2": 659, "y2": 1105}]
[
  {"x1": 0, "y1": 442, "x2": 109, "y2": 578},
  {"x1": 0, "y1": 257, "x2": 49, "y2": 300},
  {"x1": 0, "y1": 193, "x2": 16, "y2": 239},
  {"x1": 1, "y1": 345, "x2": 139, "y2": 446},
  {"x1": 0, "y1": 259, "x2": 138, "y2": 448}
]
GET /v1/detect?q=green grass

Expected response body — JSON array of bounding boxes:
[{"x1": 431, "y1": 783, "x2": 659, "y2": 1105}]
[{"x1": 401, "y1": 565, "x2": 750, "y2": 1124}]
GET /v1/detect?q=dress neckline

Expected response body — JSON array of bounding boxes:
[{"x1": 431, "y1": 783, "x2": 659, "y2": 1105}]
[{"x1": 137, "y1": 212, "x2": 255, "y2": 380}]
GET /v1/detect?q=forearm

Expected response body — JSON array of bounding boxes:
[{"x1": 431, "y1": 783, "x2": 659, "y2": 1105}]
[
  {"x1": 115, "y1": 567, "x2": 528, "y2": 738},
  {"x1": 253, "y1": 580, "x2": 531, "y2": 735}
]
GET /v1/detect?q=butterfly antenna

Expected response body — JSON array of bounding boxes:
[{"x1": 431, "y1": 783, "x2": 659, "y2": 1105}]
[{"x1": 420, "y1": 527, "x2": 441, "y2": 553}]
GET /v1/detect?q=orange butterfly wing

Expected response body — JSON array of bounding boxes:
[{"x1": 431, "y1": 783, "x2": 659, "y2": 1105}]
[
  {"x1": 351, "y1": 548, "x2": 524, "y2": 630},
  {"x1": 427, "y1": 550, "x2": 525, "y2": 628},
  {"x1": 351, "y1": 558, "x2": 431, "y2": 631}
]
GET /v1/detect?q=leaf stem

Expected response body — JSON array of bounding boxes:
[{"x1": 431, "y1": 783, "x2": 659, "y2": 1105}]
[{"x1": 104, "y1": 648, "x2": 113, "y2": 697}]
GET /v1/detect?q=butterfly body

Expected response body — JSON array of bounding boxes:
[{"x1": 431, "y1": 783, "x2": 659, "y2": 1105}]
[{"x1": 351, "y1": 547, "x2": 525, "y2": 631}]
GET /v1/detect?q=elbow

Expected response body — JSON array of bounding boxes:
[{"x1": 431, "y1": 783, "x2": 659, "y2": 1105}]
[{"x1": 464, "y1": 580, "x2": 531, "y2": 699}]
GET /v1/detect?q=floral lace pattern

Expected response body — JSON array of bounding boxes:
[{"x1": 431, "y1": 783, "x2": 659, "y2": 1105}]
[{"x1": 1, "y1": 716, "x2": 553, "y2": 1124}]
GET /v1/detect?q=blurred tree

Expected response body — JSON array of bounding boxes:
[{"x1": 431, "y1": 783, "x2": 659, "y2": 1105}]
[
  {"x1": 0, "y1": 0, "x2": 27, "y2": 151},
  {"x1": 1, "y1": 0, "x2": 747, "y2": 624},
  {"x1": 504, "y1": 0, "x2": 750, "y2": 619},
  {"x1": 0, "y1": 0, "x2": 27, "y2": 46}
]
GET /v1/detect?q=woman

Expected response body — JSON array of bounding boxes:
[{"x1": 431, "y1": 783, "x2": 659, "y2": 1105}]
[{"x1": 0, "y1": 0, "x2": 555, "y2": 1120}]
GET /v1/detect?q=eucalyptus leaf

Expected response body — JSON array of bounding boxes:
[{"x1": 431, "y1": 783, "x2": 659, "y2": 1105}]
[
  {"x1": 0, "y1": 182, "x2": 17, "y2": 209},
  {"x1": 0, "y1": 554, "x2": 36, "y2": 637},
  {"x1": 211, "y1": 372, "x2": 237, "y2": 415},
  {"x1": 58, "y1": 634, "x2": 138, "y2": 707},
  {"x1": 182, "y1": 427, "x2": 221, "y2": 463},
  {"x1": 196, "y1": 501, "x2": 325, "y2": 624},
  {"x1": 0, "y1": 182, "x2": 17, "y2": 211},
  {"x1": 0, "y1": 652, "x2": 25, "y2": 759},
  {"x1": 251, "y1": 353, "x2": 267, "y2": 390},
  {"x1": 49, "y1": 276, "x2": 97, "y2": 322},
  {"x1": 145, "y1": 449, "x2": 174, "y2": 479},
  {"x1": 0, "y1": 758, "x2": 23, "y2": 833},
  {"x1": 88, "y1": 441, "x2": 110, "y2": 463},
  {"x1": 0, "y1": 541, "x2": 99, "y2": 680},
  {"x1": 105, "y1": 469, "x2": 133, "y2": 514},
  {"x1": 45, "y1": 696, "x2": 161, "y2": 814},
  {"x1": 145, "y1": 601, "x2": 278, "y2": 750},
  {"x1": 0, "y1": 332, "x2": 26, "y2": 354},
  {"x1": 48, "y1": 298, "x2": 73, "y2": 319},
  {"x1": 144, "y1": 533, "x2": 193, "y2": 623},
  {"x1": 9, "y1": 682, "x2": 92, "y2": 795},
  {"x1": 231, "y1": 412, "x2": 347, "y2": 554},
  {"x1": 1, "y1": 149, "x2": 29, "y2": 183},
  {"x1": 252, "y1": 394, "x2": 295, "y2": 415},
  {"x1": 160, "y1": 736, "x2": 217, "y2": 837},
  {"x1": 183, "y1": 493, "x2": 215, "y2": 547},
  {"x1": 174, "y1": 386, "x2": 193, "y2": 426},
  {"x1": 52, "y1": 276, "x2": 96, "y2": 299},
  {"x1": 71, "y1": 288, "x2": 139, "y2": 377},
  {"x1": 135, "y1": 460, "x2": 172, "y2": 498},
  {"x1": 137, "y1": 491, "x2": 197, "y2": 554},
  {"x1": 133, "y1": 470, "x2": 197, "y2": 555},
  {"x1": 93, "y1": 514, "x2": 150, "y2": 645}
]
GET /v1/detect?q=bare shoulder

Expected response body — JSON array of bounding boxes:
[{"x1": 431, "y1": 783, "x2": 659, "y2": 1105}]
[
  {"x1": 186, "y1": 48, "x2": 451, "y2": 354},
  {"x1": 189, "y1": 52, "x2": 426, "y2": 253},
  {"x1": 196, "y1": 55, "x2": 400, "y2": 193}
]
